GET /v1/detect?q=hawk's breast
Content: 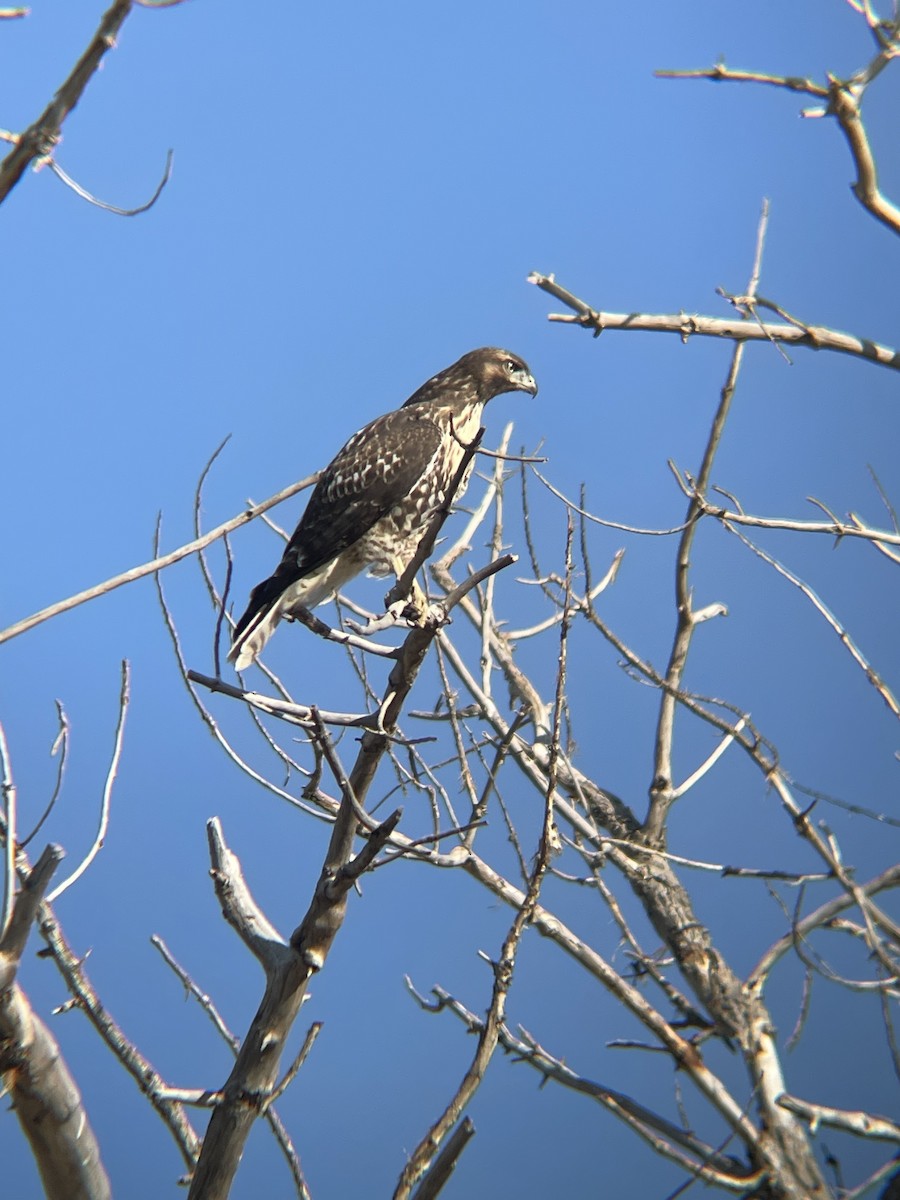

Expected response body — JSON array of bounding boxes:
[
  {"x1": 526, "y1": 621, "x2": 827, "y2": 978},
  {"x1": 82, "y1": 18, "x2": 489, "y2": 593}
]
[{"x1": 354, "y1": 400, "x2": 483, "y2": 576}]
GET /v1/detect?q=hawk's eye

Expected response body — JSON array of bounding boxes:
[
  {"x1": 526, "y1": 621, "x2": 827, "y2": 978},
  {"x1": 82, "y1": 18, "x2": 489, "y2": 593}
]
[{"x1": 505, "y1": 359, "x2": 517, "y2": 373}]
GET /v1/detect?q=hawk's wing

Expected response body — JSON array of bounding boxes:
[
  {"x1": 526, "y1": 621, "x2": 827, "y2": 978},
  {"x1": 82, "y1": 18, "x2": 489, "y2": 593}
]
[
  {"x1": 278, "y1": 405, "x2": 443, "y2": 584},
  {"x1": 232, "y1": 405, "x2": 444, "y2": 650}
]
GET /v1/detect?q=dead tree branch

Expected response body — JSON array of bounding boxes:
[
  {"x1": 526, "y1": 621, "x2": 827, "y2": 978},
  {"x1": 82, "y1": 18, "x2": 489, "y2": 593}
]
[
  {"x1": 656, "y1": 30, "x2": 900, "y2": 237},
  {"x1": 37, "y1": 892, "x2": 200, "y2": 1168},
  {"x1": 0, "y1": 0, "x2": 142, "y2": 205},
  {"x1": 778, "y1": 1094, "x2": 900, "y2": 1142},
  {"x1": 188, "y1": 479, "x2": 515, "y2": 1197},
  {"x1": 0, "y1": 472, "x2": 319, "y2": 648},
  {"x1": 528, "y1": 272, "x2": 900, "y2": 371},
  {"x1": 0, "y1": 846, "x2": 111, "y2": 1200},
  {"x1": 645, "y1": 200, "x2": 768, "y2": 846}
]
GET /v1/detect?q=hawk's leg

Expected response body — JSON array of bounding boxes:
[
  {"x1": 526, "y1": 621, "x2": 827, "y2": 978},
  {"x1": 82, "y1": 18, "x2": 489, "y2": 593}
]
[
  {"x1": 399, "y1": 577, "x2": 427, "y2": 624},
  {"x1": 383, "y1": 576, "x2": 431, "y2": 627}
]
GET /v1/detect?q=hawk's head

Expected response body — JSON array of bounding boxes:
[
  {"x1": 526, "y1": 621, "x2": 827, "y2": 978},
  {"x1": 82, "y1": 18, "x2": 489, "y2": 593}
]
[
  {"x1": 465, "y1": 347, "x2": 538, "y2": 402},
  {"x1": 404, "y1": 347, "x2": 538, "y2": 408}
]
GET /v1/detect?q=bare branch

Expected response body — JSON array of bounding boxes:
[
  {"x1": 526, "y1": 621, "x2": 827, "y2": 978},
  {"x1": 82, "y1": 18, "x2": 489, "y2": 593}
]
[
  {"x1": 748, "y1": 865, "x2": 900, "y2": 988},
  {"x1": 191, "y1": 573, "x2": 464, "y2": 1198},
  {"x1": 656, "y1": 55, "x2": 900, "y2": 235},
  {"x1": 150, "y1": 935, "x2": 311, "y2": 1198},
  {"x1": 596, "y1": 834, "x2": 832, "y2": 885},
  {"x1": 0, "y1": 845, "x2": 63, "y2": 969},
  {"x1": 206, "y1": 818, "x2": 289, "y2": 970},
  {"x1": 0, "y1": 848, "x2": 113, "y2": 1200},
  {"x1": 187, "y1": 670, "x2": 377, "y2": 730},
  {"x1": 655, "y1": 64, "x2": 829, "y2": 97},
  {"x1": 394, "y1": 548, "x2": 570, "y2": 1196},
  {"x1": 0, "y1": 0, "x2": 134, "y2": 205},
  {"x1": 532, "y1": 467, "x2": 688, "y2": 535},
  {"x1": 33, "y1": 863, "x2": 200, "y2": 1167},
  {"x1": 46, "y1": 661, "x2": 130, "y2": 904},
  {"x1": 0, "y1": 718, "x2": 17, "y2": 940},
  {"x1": 263, "y1": 1021, "x2": 322, "y2": 1112},
  {"x1": 1, "y1": 941, "x2": 112, "y2": 1198},
  {"x1": 20, "y1": 701, "x2": 70, "y2": 849},
  {"x1": 778, "y1": 1093, "x2": 900, "y2": 1142},
  {"x1": 528, "y1": 272, "x2": 900, "y2": 371},
  {"x1": 151, "y1": 935, "x2": 238, "y2": 1053},
  {"x1": 156, "y1": 560, "x2": 331, "y2": 820},
  {"x1": 672, "y1": 472, "x2": 900, "y2": 549},
  {"x1": 764, "y1": 774, "x2": 900, "y2": 976},
  {"x1": 409, "y1": 1117, "x2": 475, "y2": 1200},
  {"x1": 453, "y1": 846, "x2": 760, "y2": 1142},
  {"x1": 671, "y1": 718, "x2": 746, "y2": 799},
  {"x1": 407, "y1": 984, "x2": 757, "y2": 1191},
  {"x1": 645, "y1": 201, "x2": 767, "y2": 845},
  {"x1": 289, "y1": 604, "x2": 401, "y2": 658},
  {"x1": 725, "y1": 521, "x2": 900, "y2": 720},
  {"x1": 437, "y1": 523, "x2": 831, "y2": 1193},
  {"x1": 0, "y1": 472, "x2": 319, "y2": 647}
]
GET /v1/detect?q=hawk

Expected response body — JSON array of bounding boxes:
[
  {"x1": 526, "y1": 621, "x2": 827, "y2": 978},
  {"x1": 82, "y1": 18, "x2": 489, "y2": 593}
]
[{"x1": 228, "y1": 346, "x2": 538, "y2": 670}]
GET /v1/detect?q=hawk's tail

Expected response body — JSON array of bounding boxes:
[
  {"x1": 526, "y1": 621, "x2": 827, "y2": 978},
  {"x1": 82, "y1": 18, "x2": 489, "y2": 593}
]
[{"x1": 227, "y1": 576, "x2": 285, "y2": 671}]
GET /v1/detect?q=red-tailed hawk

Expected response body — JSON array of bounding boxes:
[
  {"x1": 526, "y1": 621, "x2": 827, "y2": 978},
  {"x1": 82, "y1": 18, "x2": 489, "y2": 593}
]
[{"x1": 229, "y1": 347, "x2": 538, "y2": 670}]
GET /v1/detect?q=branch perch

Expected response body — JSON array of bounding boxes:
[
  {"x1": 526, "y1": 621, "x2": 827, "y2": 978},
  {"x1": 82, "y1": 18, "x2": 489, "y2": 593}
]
[{"x1": 528, "y1": 272, "x2": 900, "y2": 371}]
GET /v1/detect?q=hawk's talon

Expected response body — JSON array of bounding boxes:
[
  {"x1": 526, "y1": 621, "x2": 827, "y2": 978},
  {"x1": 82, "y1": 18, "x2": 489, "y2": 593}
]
[
  {"x1": 399, "y1": 600, "x2": 426, "y2": 627},
  {"x1": 387, "y1": 598, "x2": 414, "y2": 624},
  {"x1": 426, "y1": 602, "x2": 451, "y2": 630}
]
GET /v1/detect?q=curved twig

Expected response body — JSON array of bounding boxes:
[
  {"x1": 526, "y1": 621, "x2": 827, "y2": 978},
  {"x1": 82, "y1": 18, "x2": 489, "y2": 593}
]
[
  {"x1": 47, "y1": 149, "x2": 173, "y2": 216},
  {"x1": 0, "y1": 0, "x2": 134, "y2": 204},
  {"x1": 655, "y1": 49, "x2": 900, "y2": 236},
  {"x1": 46, "y1": 661, "x2": 130, "y2": 904}
]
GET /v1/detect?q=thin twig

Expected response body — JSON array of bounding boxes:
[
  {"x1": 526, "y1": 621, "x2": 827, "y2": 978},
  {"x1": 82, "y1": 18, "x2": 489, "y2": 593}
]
[
  {"x1": 0, "y1": 720, "x2": 17, "y2": 940},
  {"x1": 407, "y1": 984, "x2": 758, "y2": 1191},
  {"x1": 532, "y1": 468, "x2": 689, "y2": 536},
  {"x1": 646, "y1": 201, "x2": 769, "y2": 844},
  {"x1": 725, "y1": 521, "x2": 900, "y2": 720},
  {"x1": 36, "y1": 891, "x2": 200, "y2": 1166},
  {"x1": 0, "y1": 473, "x2": 319, "y2": 647},
  {"x1": 155, "y1": 547, "x2": 330, "y2": 820},
  {"x1": 47, "y1": 149, "x2": 173, "y2": 216},
  {"x1": 46, "y1": 661, "x2": 130, "y2": 904},
  {"x1": 748, "y1": 865, "x2": 900, "y2": 989},
  {"x1": 671, "y1": 470, "x2": 900, "y2": 548},
  {"x1": 151, "y1": 935, "x2": 239, "y2": 1051},
  {"x1": 671, "y1": 719, "x2": 746, "y2": 799},
  {"x1": 187, "y1": 670, "x2": 377, "y2": 730},
  {"x1": 395, "y1": 518, "x2": 574, "y2": 1197},
  {"x1": 20, "y1": 700, "x2": 70, "y2": 848},
  {"x1": 262, "y1": 1022, "x2": 323, "y2": 1111},
  {"x1": 0, "y1": 0, "x2": 135, "y2": 205}
]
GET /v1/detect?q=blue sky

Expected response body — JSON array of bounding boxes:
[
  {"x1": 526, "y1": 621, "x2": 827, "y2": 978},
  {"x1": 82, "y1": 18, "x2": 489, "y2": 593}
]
[{"x1": 2, "y1": 3, "x2": 898, "y2": 1197}]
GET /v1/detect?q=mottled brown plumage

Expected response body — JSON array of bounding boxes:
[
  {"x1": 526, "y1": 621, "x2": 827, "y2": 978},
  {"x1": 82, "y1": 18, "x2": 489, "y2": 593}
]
[{"x1": 229, "y1": 347, "x2": 537, "y2": 670}]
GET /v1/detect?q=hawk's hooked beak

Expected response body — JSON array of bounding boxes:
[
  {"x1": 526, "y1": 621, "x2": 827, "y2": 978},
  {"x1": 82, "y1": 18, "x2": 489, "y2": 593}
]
[{"x1": 515, "y1": 368, "x2": 538, "y2": 397}]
